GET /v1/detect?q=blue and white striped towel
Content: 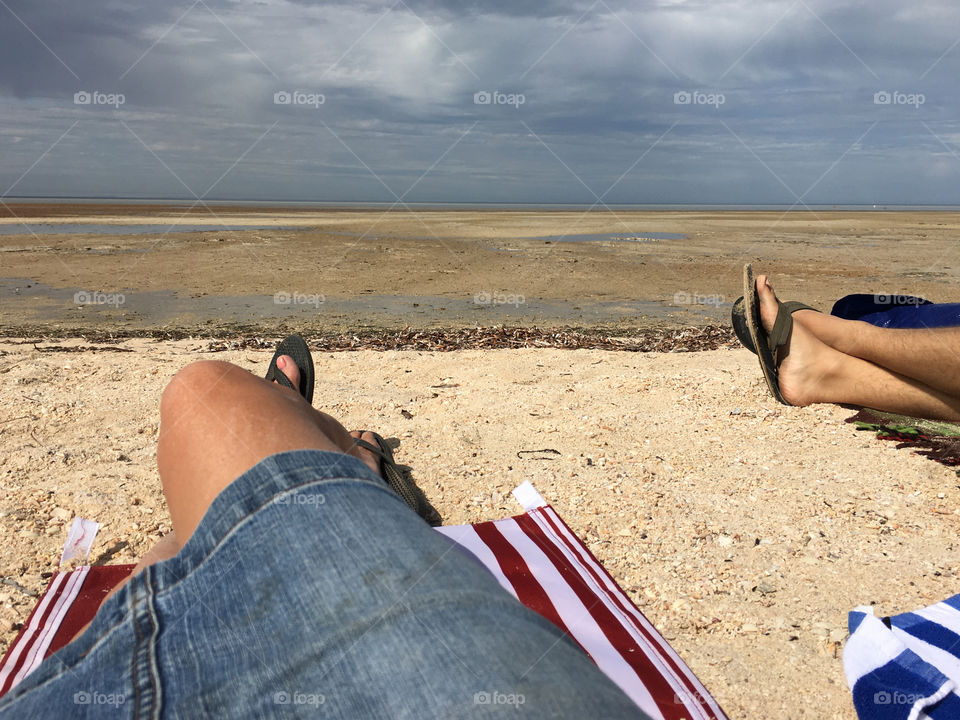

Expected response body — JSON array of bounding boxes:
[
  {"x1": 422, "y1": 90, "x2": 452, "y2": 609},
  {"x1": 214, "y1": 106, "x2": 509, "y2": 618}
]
[{"x1": 845, "y1": 596, "x2": 960, "y2": 719}]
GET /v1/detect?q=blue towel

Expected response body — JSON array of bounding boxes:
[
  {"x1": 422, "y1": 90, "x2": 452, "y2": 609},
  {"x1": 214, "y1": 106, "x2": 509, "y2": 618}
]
[
  {"x1": 845, "y1": 596, "x2": 960, "y2": 719},
  {"x1": 832, "y1": 294, "x2": 960, "y2": 329}
]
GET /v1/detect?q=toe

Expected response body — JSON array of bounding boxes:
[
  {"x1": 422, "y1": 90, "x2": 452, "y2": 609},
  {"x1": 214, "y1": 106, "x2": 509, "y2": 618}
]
[
  {"x1": 274, "y1": 355, "x2": 301, "y2": 393},
  {"x1": 755, "y1": 274, "x2": 780, "y2": 334},
  {"x1": 349, "y1": 430, "x2": 385, "y2": 479}
]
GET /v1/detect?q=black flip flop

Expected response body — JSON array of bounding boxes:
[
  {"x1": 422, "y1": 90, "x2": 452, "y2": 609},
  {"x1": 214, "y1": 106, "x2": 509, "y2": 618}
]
[
  {"x1": 738, "y1": 264, "x2": 810, "y2": 406},
  {"x1": 264, "y1": 335, "x2": 315, "y2": 404},
  {"x1": 354, "y1": 432, "x2": 442, "y2": 526},
  {"x1": 731, "y1": 296, "x2": 818, "y2": 354}
]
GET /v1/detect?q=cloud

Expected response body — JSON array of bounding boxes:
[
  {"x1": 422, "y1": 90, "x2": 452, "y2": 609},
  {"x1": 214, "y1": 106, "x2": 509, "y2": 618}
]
[{"x1": 0, "y1": 0, "x2": 959, "y2": 202}]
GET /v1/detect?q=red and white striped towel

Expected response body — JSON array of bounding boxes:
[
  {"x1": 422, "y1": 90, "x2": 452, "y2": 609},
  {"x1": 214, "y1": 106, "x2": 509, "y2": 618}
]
[
  {"x1": 0, "y1": 564, "x2": 132, "y2": 698},
  {"x1": 0, "y1": 482, "x2": 726, "y2": 719}
]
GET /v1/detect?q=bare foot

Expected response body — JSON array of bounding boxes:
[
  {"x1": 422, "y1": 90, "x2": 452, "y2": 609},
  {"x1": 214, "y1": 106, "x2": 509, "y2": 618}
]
[
  {"x1": 269, "y1": 355, "x2": 303, "y2": 398},
  {"x1": 755, "y1": 274, "x2": 843, "y2": 406}
]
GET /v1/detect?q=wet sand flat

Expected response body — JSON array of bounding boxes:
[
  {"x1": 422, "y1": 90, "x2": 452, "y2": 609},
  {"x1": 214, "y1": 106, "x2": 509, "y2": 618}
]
[{"x1": 1, "y1": 204, "x2": 958, "y2": 333}]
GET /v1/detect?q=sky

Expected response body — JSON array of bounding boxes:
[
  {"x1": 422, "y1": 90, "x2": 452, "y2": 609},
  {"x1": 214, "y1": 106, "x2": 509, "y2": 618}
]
[{"x1": 1, "y1": 0, "x2": 959, "y2": 205}]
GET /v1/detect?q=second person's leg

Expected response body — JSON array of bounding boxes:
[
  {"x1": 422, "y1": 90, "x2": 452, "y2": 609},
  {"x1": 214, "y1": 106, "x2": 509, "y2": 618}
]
[
  {"x1": 793, "y1": 301, "x2": 960, "y2": 398},
  {"x1": 757, "y1": 276, "x2": 960, "y2": 420}
]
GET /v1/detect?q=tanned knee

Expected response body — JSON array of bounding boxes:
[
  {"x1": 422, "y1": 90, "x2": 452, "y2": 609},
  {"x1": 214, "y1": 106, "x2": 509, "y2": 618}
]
[{"x1": 160, "y1": 360, "x2": 240, "y2": 419}]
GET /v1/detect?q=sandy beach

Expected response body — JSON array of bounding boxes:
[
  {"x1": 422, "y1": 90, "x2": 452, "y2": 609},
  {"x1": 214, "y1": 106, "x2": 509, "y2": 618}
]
[
  {"x1": 2, "y1": 206, "x2": 959, "y2": 718},
  {"x1": 1, "y1": 338, "x2": 958, "y2": 719}
]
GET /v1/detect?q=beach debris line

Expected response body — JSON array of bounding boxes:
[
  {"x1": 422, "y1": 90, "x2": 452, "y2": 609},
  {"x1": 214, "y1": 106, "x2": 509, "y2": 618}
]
[
  {"x1": 32, "y1": 344, "x2": 135, "y2": 354},
  {"x1": 199, "y1": 325, "x2": 739, "y2": 353},
  {"x1": 4, "y1": 325, "x2": 739, "y2": 352}
]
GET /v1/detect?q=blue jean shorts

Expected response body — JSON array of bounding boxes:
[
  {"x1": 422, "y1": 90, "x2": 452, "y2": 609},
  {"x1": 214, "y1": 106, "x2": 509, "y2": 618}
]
[{"x1": 0, "y1": 450, "x2": 645, "y2": 718}]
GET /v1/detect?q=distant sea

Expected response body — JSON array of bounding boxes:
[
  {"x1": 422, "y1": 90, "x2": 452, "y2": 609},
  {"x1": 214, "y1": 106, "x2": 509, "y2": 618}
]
[{"x1": 6, "y1": 198, "x2": 960, "y2": 212}]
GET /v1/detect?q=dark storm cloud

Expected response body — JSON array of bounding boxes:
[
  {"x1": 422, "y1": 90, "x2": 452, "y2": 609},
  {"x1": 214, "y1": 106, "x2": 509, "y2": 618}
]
[{"x1": 1, "y1": 0, "x2": 959, "y2": 203}]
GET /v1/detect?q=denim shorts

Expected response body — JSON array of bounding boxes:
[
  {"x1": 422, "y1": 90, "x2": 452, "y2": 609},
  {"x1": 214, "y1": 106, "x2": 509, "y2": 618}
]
[{"x1": 0, "y1": 450, "x2": 646, "y2": 719}]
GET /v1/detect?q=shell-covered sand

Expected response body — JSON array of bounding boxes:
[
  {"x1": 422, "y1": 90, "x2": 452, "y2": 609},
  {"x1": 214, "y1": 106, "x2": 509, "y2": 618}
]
[{"x1": 1, "y1": 338, "x2": 957, "y2": 718}]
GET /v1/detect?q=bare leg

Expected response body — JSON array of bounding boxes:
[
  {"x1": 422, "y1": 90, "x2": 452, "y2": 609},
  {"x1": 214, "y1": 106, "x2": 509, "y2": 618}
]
[
  {"x1": 794, "y1": 310, "x2": 960, "y2": 397},
  {"x1": 756, "y1": 275, "x2": 960, "y2": 421},
  {"x1": 157, "y1": 356, "x2": 378, "y2": 543},
  {"x1": 69, "y1": 356, "x2": 383, "y2": 644}
]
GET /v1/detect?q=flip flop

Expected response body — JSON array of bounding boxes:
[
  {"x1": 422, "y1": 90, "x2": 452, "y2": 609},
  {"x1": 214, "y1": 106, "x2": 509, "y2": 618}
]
[
  {"x1": 736, "y1": 264, "x2": 816, "y2": 406},
  {"x1": 264, "y1": 334, "x2": 315, "y2": 404},
  {"x1": 731, "y1": 296, "x2": 818, "y2": 354},
  {"x1": 353, "y1": 432, "x2": 442, "y2": 526}
]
